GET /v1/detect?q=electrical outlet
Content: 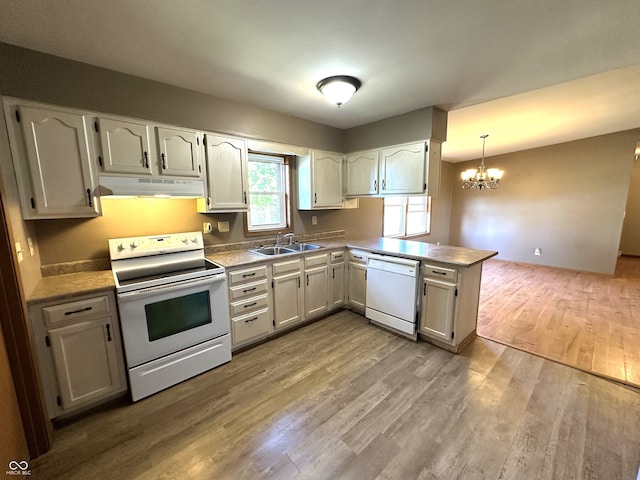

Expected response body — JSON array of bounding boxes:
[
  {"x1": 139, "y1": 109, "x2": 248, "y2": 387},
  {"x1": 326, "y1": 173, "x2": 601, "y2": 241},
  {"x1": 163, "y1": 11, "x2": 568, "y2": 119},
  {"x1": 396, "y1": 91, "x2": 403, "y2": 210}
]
[
  {"x1": 312, "y1": 215, "x2": 318, "y2": 225},
  {"x1": 534, "y1": 247, "x2": 542, "y2": 256},
  {"x1": 203, "y1": 222, "x2": 213, "y2": 234},
  {"x1": 217, "y1": 221, "x2": 230, "y2": 233},
  {"x1": 27, "y1": 237, "x2": 35, "y2": 256}
]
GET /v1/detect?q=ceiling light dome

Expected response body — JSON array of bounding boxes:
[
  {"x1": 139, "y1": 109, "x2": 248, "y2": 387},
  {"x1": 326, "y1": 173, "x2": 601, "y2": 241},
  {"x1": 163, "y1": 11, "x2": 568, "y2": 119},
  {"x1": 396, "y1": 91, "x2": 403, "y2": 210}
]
[{"x1": 316, "y1": 75, "x2": 361, "y2": 106}]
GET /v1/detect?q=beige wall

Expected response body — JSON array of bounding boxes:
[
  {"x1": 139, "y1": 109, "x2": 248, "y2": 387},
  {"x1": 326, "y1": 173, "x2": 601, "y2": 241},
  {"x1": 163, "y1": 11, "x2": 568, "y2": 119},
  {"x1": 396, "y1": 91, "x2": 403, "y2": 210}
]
[
  {"x1": 619, "y1": 152, "x2": 640, "y2": 255},
  {"x1": 449, "y1": 130, "x2": 638, "y2": 274},
  {"x1": 0, "y1": 42, "x2": 343, "y2": 152}
]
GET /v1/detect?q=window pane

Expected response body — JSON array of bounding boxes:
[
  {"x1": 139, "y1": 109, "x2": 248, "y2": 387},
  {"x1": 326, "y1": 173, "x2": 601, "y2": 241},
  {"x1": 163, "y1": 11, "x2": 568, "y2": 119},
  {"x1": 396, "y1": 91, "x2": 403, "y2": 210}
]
[
  {"x1": 383, "y1": 204, "x2": 404, "y2": 236},
  {"x1": 246, "y1": 153, "x2": 289, "y2": 232},
  {"x1": 249, "y1": 193, "x2": 284, "y2": 227}
]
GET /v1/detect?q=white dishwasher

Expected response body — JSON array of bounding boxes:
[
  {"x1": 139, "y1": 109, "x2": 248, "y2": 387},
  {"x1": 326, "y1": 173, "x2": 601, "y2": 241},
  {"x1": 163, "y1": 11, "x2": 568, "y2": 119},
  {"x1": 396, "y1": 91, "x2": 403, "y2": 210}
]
[{"x1": 365, "y1": 253, "x2": 420, "y2": 338}]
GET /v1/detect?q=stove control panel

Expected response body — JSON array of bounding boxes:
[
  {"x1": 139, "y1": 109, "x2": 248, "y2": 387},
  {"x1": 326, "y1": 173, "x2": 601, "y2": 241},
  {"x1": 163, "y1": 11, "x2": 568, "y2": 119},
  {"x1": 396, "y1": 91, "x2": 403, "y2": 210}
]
[{"x1": 108, "y1": 231, "x2": 204, "y2": 260}]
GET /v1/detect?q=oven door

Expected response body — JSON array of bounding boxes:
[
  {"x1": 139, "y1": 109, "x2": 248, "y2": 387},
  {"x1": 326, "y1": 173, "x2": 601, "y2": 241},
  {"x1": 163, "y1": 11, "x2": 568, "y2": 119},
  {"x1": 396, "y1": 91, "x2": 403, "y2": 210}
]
[{"x1": 116, "y1": 274, "x2": 229, "y2": 368}]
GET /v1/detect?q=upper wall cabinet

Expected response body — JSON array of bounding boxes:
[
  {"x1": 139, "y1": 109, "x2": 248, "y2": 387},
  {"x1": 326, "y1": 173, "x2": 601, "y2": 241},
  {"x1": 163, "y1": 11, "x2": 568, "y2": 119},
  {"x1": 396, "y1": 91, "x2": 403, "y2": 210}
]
[
  {"x1": 298, "y1": 150, "x2": 345, "y2": 209},
  {"x1": 94, "y1": 117, "x2": 203, "y2": 179},
  {"x1": 197, "y1": 133, "x2": 248, "y2": 212},
  {"x1": 345, "y1": 149, "x2": 380, "y2": 196},
  {"x1": 380, "y1": 142, "x2": 427, "y2": 194},
  {"x1": 156, "y1": 127, "x2": 202, "y2": 178},
  {"x1": 345, "y1": 139, "x2": 442, "y2": 197},
  {"x1": 96, "y1": 117, "x2": 152, "y2": 175},
  {"x1": 3, "y1": 99, "x2": 100, "y2": 219}
]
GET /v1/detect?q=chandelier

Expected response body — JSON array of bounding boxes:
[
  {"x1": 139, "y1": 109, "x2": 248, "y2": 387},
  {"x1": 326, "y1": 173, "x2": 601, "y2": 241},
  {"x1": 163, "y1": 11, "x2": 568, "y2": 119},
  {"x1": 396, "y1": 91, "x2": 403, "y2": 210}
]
[{"x1": 461, "y1": 134, "x2": 504, "y2": 190}]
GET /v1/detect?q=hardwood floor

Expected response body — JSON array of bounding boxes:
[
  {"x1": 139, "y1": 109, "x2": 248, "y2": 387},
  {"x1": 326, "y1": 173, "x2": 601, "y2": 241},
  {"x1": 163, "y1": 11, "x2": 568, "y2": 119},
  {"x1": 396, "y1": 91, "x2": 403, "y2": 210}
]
[
  {"x1": 31, "y1": 311, "x2": 640, "y2": 479},
  {"x1": 477, "y1": 256, "x2": 640, "y2": 388}
]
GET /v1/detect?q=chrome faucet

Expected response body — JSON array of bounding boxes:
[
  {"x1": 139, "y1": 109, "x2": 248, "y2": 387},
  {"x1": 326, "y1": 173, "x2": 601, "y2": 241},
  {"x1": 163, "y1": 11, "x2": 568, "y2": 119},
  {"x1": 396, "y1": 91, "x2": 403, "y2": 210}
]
[{"x1": 275, "y1": 232, "x2": 294, "y2": 246}]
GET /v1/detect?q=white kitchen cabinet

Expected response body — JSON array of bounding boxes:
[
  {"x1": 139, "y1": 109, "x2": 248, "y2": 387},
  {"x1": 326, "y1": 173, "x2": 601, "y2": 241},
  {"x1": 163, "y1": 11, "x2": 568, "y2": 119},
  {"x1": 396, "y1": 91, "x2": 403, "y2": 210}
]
[
  {"x1": 29, "y1": 291, "x2": 127, "y2": 418},
  {"x1": 304, "y1": 253, "x2": 329, "y2": 318},
  {"x1": 298, "y1": 150, "x2": 345, "y2": 209},
  {"x1": 227, "y1": 264, "x2": 272, "y2": 350},
  {"x1": 419, "y1": 262, "x2": 483, "y2": 353},
  {"x1": 347, "y1": 249, "x2": 369, "y2": 312},
  {"x1": 4, "y1": 100, "x2": 100, "y2": 219},
  {"x1": 380, "y1": 141, "x2": 427, "y2": 194},
  {"x1": 96, "y1": 117, "x2": 152, "y2": 175},
  {"x1": 329, "y1": 250, "x2": 346, "y2": 309},
  {"x1": 156, "y1": 126, "x2": 202, "y2": 178},
  {"x1": 197, "y1": 134, "x2": 248, "y2": 212},
  {"x1": 272, "y1": 259, "x2": 304, "y2": 330},
  {"x1": 345, "y1": 139, "x2": 442, "y2": 197},
  {"x1": 420, "y1": 277, "x2": 457, "y2": 344},
  {"x1": 345, "y1": 149, "x2": 380, "y2": 196}
]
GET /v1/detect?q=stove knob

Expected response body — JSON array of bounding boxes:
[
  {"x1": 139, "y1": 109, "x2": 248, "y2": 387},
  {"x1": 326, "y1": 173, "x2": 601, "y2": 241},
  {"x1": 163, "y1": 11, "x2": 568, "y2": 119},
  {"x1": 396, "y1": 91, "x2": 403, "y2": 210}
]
[
  {"x1": 190, "y1": 236, "x2": 198, "y2": 243},
  {"x1": 181, "y1": 236, "x2": 188, "y2": 243},
  {"x1": 117, "y1": 242, "x2": 126, "y2": 251},
  {"x1": 130, "y1": 240, "x2": 139, "y2": 249}
]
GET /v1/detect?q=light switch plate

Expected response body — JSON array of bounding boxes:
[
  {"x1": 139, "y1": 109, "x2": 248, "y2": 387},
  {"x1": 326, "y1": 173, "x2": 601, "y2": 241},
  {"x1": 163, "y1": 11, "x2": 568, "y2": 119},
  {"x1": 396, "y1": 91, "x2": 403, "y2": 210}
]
[{"x1": 217, "y1": 221, "x2": 230, "y2": 233}]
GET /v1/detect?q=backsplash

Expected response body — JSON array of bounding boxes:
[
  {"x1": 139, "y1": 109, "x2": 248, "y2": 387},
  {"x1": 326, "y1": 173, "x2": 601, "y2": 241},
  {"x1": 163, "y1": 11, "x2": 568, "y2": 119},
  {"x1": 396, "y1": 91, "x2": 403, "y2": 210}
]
[{"x1": 40, "y1": 230, "x2": 347, "y2": 277}]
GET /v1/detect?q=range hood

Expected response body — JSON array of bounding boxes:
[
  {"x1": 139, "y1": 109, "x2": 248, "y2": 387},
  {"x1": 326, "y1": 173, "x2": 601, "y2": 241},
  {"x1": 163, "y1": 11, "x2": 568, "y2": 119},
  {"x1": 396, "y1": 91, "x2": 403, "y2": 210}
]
[{"x1": 98, "y1": 175, "x2": 205, "y2": 197}]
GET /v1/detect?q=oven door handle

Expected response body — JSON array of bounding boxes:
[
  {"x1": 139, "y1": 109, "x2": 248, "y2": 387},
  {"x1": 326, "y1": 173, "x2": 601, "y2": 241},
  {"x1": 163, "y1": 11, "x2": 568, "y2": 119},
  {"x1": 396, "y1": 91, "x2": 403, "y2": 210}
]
[{"x1": 117, "y1": 275, "x2": 225, "y2": 302}]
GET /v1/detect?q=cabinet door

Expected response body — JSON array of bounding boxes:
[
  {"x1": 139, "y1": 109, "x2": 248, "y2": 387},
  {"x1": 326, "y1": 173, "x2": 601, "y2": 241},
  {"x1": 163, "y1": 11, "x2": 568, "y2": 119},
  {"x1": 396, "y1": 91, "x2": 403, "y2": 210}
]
[
  {"x1": 380, "y1": 142, "x2": 426, "y2": 194},
  {"x1": 330, "y1": 261, "x2": 345, "y2": 309},
  {"x1": 156, "y1": 127, "x2": 202, "y2": 177},
  {"x1": 97, "y1": 117, "x2": 152, "y2": 175},
  {"x1": 345, "y1": 150, "x2": 379, "y2": 196},
  {"x1": 18, "y1": 105, "x2": 98, "y2": 217},
  {"x1": 273, "y1": 272, "x2": 304, "y2": 330},
  {"x1": 348, "y1": 262, "x2": 367, "y2": 311},
  {"x1": 420, "y1": 278, "x2": 456, "y2": 344},
  {"x1": 312, "y1": 151, "x2": 344, "y2": 207},
  {"x1": 202, "y1": 134, "x2": 248, "y2": 210},
  {"x1": 305, "y1": 266, "x2": 328, "y2": 318},
  {"x1": 48, "y1": 316, "x2": 125, "y2": 411}
]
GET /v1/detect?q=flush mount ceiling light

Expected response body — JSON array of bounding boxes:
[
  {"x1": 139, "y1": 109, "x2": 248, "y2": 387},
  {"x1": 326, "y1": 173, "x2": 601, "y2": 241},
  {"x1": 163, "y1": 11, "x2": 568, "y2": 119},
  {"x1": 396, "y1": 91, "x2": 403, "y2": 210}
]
[
  {"x1": 461, "y1": 134, "x2": 504, "y2": 190},
  {"x1": 316, "y1": 75, "x2": 361, "y2": 106}
]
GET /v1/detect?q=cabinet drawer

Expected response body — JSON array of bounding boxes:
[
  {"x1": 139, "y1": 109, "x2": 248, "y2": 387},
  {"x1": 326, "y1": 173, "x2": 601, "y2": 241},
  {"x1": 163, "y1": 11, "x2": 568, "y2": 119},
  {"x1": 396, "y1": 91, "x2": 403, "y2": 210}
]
[
  {"x1": 232, "y1": 308, "x2": 271, "y2": 345},
  {"x1": 42, "y1": 295, "x2": 111, "y2": 327},
  {"x1": 273, "y1": 258, "x2": 301, "y2": 276},
  {"x1": 230, "y1": 293, "x2": 270, "y2": 317},
  {"x1": 228, "y1": 279, "x2": 268, "y2": 301},
  {"x1": 423, "y1": 264, "x2": 457, "y2": 282},
  {"x1": 304, "y1": 253, "x2": 328, "y2": 268},
  {"x1": 228, "y1": 265, "x2": 267, "y2": 286},
  {"x1": 331, "y1": 251, "x2": 345, "y2": 263},
  {"x1": 349, "y1": 249, "x2": 369, "y2": 263}
]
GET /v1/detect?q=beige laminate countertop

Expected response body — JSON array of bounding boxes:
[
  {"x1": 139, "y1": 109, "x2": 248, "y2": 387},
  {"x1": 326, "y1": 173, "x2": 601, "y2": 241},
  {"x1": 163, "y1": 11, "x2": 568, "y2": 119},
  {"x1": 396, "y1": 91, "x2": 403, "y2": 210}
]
[
  {"x1": 346, "y1": 237, "x2": 498, "y2": 267},
  {"x1": 27, "y1": 270, "x2": 116, "y2": 305},
  {"x1": 27, "y1": 238, "x2": 496, "y2": 303},
  {"x1": 207, "y1": 237, "x2": 497, "y2": 269}
]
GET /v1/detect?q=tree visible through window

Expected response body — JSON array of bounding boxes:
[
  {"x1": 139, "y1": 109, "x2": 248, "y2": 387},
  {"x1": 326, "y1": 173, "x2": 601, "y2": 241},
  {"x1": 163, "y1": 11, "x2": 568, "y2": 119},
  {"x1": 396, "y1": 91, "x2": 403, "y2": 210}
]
[
  {"x1": 245, "y1": 153, "x2": 291, "y2": 233},
  {"x1": 383, "y1": 196, "x2": 431, "y2": 237}
]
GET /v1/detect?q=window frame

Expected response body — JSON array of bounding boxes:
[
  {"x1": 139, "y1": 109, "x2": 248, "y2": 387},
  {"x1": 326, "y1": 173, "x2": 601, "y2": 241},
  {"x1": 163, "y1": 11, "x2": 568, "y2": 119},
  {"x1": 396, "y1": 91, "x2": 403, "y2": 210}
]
[
  {"x1": 383, "y1": 195, "x2": 431, "y2": 238},
  {"x1": 243, "y1": 151, "x2": 294, "y2": 237}
]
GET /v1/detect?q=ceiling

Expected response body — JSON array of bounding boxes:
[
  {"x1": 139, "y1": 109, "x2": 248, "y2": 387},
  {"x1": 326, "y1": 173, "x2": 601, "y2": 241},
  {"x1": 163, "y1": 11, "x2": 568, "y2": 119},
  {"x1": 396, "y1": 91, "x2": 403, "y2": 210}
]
[{"x1": 1, "y1": 0, "x2": 640, "y2": 161}]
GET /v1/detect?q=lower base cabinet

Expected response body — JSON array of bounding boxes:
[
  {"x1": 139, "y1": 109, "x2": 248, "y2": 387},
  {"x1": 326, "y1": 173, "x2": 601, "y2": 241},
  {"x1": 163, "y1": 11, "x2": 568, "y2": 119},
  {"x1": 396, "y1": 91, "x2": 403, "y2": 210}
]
[
  {"x1": 272, "y1": 258, "x2": 304, "y2": 331},
  {"x1": 419, "y1": 262, "x2": 483, "y2": 352},
  {"x1": 347, "y1": 250, "x2": 368, "y2": 311},
  {"x1": 29, "y1": 291, "x2": 127, "y2": 418}
]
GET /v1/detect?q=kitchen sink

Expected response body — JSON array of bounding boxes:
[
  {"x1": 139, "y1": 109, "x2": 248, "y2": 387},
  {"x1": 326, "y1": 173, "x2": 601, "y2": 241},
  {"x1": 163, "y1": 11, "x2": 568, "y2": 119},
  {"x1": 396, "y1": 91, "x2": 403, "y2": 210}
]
[
  {"x1": 249, "y1": 243, "x2": 322, "y2": 256},
  {"x1": 284, "y1": 243, "x2": 322, "y2": 251},
  {"x1": 249, "y1": 246, "x2": 296, "y2": 256}
]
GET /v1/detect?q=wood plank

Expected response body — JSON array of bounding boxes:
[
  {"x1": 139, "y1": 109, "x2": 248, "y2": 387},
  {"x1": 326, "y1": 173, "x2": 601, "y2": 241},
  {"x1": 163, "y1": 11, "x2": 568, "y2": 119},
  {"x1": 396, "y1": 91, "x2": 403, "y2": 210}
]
[{"x1": 30, "y1": 311, "x2": 640, "y2": 479}]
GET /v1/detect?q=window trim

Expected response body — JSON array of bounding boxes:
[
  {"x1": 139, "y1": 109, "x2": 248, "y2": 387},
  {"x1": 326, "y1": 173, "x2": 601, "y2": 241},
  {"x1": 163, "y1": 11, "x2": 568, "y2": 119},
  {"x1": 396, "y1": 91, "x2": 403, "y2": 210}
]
[{"x1": 243, "y1": 152, "x2": 294, "y2": 237}]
